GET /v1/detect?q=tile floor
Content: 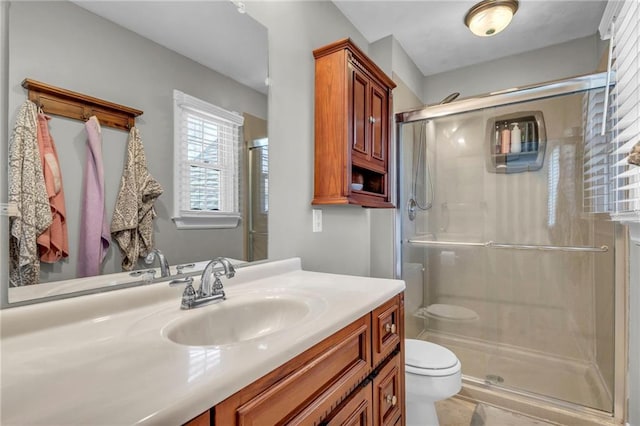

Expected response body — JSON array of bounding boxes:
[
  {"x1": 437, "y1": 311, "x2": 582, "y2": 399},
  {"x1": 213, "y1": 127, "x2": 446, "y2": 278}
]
[{"x1": 435, "y1": 397, "x2": 559, "y2": 426}]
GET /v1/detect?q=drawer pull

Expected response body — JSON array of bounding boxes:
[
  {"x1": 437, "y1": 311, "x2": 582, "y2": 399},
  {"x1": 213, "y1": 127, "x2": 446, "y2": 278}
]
[
  {"x1": 385, "y1": 394, "x2": 397, "y2": 406},
  {"x1": 385, "y1": 323, "x2": 396, "y2": 333}
]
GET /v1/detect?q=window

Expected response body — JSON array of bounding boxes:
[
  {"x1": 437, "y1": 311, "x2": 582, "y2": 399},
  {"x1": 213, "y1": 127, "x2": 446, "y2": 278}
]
[
  {"x1": 261, "y1": 148, "x2": 269, "y2": 213},
  {"x1": 600, "y1": 1, "x2": 640, "y2": 222},
  {"x1": 582, "y1": 87, "x2": 611, "y2": 214},
  {"x1": 257, "y1": 140, "x2": 269, "y2": 214},
  {"x1": 173, "y1": 90, "x2": 244, "y2": 229}
]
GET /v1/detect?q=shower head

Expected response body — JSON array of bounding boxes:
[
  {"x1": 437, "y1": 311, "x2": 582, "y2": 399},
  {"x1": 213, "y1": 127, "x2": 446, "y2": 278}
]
[{"x1": 439, "y1": 92, "x2": 460, "y2": 104}]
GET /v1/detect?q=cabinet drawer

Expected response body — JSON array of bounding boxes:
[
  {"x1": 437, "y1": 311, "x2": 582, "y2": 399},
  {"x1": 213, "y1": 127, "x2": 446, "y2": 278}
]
[
  {"x1": 372, "y1": 296, "x2": 401, "y2": 366},
  {"x1": 320, "y1": 382, "x2": 373, "y2": 426},
  {"x1": 216, "y1": 315, "x2": 371, "y2": 425},
  {"x1": 373, "y1": 352, "x2": 402, "y2": 426}
]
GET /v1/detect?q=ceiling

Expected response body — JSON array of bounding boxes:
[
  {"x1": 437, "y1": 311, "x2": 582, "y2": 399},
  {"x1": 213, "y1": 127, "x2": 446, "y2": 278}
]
[{"x1": 332, "y1": 0, "x2": 608, "y2": 77}]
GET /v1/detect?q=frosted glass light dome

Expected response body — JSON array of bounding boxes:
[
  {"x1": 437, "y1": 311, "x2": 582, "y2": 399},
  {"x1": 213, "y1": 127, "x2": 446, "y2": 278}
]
[{"x1": 465, "y1": 0, "x2": 519, "y2": 37}]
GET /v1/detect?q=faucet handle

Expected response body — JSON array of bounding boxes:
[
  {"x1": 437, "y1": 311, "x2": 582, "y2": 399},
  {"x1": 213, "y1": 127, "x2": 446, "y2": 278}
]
[
  {"x1": 181, "y1": 283, "x2": 197, "y2": 310},
  {"x1": 212, "y1": 276, "x2": 224, "y2": 292},
  {"x1": 169, "y1": 276, "x2": 194, "y2": 287},
  {"x1": 129, "y1": 269, "x2": 157, "y2": 278},
  {"x1": 176, "y1": 263, "x2": 196, "y2": 275},
  {"x1": 144, "y1": 251, "x2": 157, "y2": 265}
]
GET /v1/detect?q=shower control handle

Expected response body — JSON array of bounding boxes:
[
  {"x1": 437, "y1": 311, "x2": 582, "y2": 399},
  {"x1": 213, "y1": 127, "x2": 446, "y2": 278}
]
[
  {"x1": 385, "y1": 394, "x2": 397, "y2": 406},
  {"x1": 385, "y1": 323, "x2": 396, "y2": 334}
]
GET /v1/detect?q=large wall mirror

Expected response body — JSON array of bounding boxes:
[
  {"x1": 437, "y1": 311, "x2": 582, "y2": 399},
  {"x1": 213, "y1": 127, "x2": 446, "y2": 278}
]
[{"x1": 2, "y1": 0, "x2": 268, "y2": 306}]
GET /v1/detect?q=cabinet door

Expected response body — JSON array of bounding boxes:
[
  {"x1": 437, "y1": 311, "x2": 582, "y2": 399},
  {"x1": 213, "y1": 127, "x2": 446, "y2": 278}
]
[
  {"x1": 351, "y1": 64, "x2": 370, "y2": 159},
  {"x1": 322, "y1": 383, "x2": 373, "y2": 426},
  {"x1": 373, "y1": 353, "x2": 402, "y2": 426},
  {"x1": 369, "y1": 81, "x2": 387, "y2": 170}
]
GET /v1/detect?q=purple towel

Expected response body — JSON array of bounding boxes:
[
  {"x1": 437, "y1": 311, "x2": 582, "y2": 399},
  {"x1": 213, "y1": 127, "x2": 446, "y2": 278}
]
[{"x1": 77, "y1": 116, "x2": 111, "y2": 277}]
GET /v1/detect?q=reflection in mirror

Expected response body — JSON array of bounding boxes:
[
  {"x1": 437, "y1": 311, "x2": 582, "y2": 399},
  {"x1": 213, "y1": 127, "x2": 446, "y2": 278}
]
[{"x1": 3, "y1": 0, "x2": 268, "y2": 305}]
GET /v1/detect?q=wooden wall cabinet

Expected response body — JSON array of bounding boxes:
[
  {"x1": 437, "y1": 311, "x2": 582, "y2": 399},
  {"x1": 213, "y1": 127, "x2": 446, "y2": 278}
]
[
  {"x1": 312, "y1": 38, "x2": 396, "y2": 208},
  {"x1": 198, "y1": 293, "x2": 405, "y2": 426}
]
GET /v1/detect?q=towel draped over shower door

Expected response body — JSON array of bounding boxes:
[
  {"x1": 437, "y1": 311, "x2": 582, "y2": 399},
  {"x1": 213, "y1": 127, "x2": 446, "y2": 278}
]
[{"x1": 77, "y1": 116, "x2": 111, "y2": 278}]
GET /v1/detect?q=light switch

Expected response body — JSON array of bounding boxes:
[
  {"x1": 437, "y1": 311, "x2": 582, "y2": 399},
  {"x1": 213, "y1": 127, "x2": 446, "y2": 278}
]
[{"x1": 312, "y1": 209, "x2": 322, "y2": 232}]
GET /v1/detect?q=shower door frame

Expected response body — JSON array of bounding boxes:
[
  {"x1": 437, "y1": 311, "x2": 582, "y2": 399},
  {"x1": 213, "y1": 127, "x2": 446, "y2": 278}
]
[{"x1": 394, "y1": 72, "x2": 629, "y2": 425}]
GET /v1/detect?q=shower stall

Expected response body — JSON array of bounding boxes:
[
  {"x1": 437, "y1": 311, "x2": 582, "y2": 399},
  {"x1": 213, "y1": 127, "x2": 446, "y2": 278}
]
[{"x1": 396, "y1": 73, "x2": 625, "y2": 422}]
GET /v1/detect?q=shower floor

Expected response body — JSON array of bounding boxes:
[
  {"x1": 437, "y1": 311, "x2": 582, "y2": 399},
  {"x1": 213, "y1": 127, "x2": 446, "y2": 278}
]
[{"x1": 418, "y1": 330, "x2": 612, "y2": 413}]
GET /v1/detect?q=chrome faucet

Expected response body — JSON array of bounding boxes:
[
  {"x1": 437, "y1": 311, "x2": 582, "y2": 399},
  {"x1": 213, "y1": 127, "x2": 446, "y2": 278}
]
[
  {"x1": 145, "y1": 249, "x2": 171, "y2": 277},
  {"x1": 180, "y1": 257, "x2": 235, "y2": 310}
]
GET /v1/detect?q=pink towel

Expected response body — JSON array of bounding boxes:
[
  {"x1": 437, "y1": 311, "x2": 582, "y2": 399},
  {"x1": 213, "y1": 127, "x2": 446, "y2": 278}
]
[
  {"x1": 77, "y1": 116, "x2": 110, "y2": 277},
  {"x1": 36, "y1": 112, "x2": 69, "y2": 263}
]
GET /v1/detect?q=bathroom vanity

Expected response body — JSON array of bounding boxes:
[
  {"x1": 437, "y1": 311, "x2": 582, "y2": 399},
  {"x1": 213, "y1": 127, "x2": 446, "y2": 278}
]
[
  {"x1": 209, "y1": 293, "x2": 404, "y2": 425},
  {"x1": 0, "y1": 258, "x2": 405, "y2": 425}
]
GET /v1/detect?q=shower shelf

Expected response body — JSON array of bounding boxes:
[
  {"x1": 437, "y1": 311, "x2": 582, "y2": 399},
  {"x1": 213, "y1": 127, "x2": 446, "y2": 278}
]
[
  {"x1": 407, "y1": 239, "x2": 609, "y2": 253},
  {"x1": 494, "y1": 150, "x2": 539, "y2": 160},
  {"x1": 487, "y1": 111, "x2": 546, "y2": 174}
]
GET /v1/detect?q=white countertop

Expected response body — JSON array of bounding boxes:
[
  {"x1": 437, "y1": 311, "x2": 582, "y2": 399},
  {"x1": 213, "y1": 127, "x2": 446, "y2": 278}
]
[
  {"x1": 0, "y1": 258, "x2": 405, "y2": 425},
  {"x1": 8, "y1": 259, "x2": 246, "y2": 303}
]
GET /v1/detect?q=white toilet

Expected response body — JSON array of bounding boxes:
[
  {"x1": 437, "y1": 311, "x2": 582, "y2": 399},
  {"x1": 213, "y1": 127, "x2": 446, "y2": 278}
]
[{"x1": 405, "y1": 339, "x2": 462, "y2": 426}]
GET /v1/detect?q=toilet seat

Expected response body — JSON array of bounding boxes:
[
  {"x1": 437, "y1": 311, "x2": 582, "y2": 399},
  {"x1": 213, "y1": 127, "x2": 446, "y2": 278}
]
[{"x1": 405, "y1": 339, "x2": 461, "y2": 377}]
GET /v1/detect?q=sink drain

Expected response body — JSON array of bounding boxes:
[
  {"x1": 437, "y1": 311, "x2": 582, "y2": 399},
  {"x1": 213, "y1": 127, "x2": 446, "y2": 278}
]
[{"x1": 485, "y1": 374, "x2": 504, "y2": 385}]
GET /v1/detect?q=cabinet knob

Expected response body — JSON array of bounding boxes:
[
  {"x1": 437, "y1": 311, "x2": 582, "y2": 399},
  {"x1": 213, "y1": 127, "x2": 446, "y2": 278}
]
[
  {"x1": 385, "y1": 394, "x2": 398, "y2": 406},
  {"x1": 369, "y1": 116, "x2": 376, "y2": 124},
  {"x1": 385, "y1": 323, "x2": 396, "y2": 334}
]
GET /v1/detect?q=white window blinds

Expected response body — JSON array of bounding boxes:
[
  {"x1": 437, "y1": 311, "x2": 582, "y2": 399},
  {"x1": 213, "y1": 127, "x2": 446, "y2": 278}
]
[
  {"x1": 583, "y1": 87, "x2": 610, "y2": 214},
  {"x1": 604, "y1": 1, "x2": 640, "y2": 221},
  {"x1": 173, "y1": 90, "x2": 244, "y2": 229}
]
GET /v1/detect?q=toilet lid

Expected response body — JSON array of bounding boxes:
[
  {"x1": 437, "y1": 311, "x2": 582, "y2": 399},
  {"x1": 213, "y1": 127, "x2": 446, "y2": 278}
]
[{"x1": 405, "y1": 339, "x2": 458, "y2": 370}]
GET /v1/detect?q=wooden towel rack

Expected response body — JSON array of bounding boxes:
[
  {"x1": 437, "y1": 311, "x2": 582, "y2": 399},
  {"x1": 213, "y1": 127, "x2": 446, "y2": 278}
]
[{"x1": 21, "y1": 78, "x2": 143, "y2": 131}]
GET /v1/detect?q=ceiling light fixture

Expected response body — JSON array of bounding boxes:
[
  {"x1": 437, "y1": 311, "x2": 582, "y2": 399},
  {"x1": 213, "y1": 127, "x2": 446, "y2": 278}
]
[{"x1": 464, "y1": 0, "x2": 519, "y2": 37}]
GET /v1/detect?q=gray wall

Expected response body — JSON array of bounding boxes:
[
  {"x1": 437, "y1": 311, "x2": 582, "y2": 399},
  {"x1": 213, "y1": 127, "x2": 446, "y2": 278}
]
[
  {"x1": 247, "y1": 1, "x2": 372, "y2": 276},
  {"x1": 423, "y1": 34, "x2": 606, "y2": 104},
  {"x1": 5, "y1": 1, "x2": 267, "y2": 283}
]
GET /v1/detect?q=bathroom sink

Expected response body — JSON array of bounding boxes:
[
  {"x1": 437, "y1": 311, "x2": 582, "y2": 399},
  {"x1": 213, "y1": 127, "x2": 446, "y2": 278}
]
[{"x1": 163, "y1": 293, "x2": 324, "y2": 347}]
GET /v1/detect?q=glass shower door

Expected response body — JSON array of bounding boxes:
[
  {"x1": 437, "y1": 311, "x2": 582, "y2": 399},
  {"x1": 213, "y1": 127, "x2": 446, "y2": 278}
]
[
  {"x1": 247, "y1": 139, "x2": 268, "y2": 261},
  {"x1": 399, "y1": 89, "x2": 616, "y2": 413}
]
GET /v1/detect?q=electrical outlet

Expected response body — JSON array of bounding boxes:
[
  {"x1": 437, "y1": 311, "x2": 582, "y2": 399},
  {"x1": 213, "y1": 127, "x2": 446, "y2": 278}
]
[{"x1": 312, "y1": 209, "x2": 322, "y2": 232}]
